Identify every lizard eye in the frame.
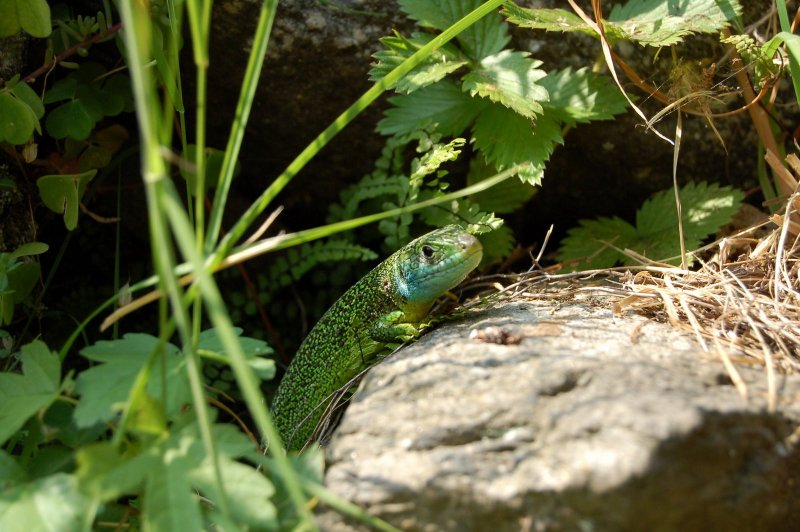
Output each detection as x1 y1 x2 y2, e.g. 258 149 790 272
421 245 435 258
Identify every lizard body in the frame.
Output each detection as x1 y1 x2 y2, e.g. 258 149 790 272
270 225 482 450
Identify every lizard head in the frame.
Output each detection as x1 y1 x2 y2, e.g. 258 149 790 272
392 225 483 307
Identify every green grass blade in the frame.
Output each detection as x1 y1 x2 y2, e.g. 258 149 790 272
205 0 279 252
209 0 506 261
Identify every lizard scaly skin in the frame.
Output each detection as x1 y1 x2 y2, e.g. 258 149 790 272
270 225 482 450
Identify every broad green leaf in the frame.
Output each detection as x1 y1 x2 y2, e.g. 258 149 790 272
197 328 273 358
45 100 94 140
558 182 744 269
36 170 96 230
462 50 549 119
8 242 48 260
398 0 510 60
76 442 158 501
632 181 744 261
557 216 638 270
41 402 105 449
74 333 190 427
42 78 78 104
0 341 60 445
0 450 25 489
0 0 52 38
608 0 742 47
471 103 562 184
539 67 629 125
12 82 44 119
378 80 487 137
43 65 132 140
502 3 597 36
370 32 469 94
0 474 87 532
143 459 203 532
0 92 34 144
188 457 277 528
205 422 256 458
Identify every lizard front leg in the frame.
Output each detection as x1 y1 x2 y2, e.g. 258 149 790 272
369 310 421 344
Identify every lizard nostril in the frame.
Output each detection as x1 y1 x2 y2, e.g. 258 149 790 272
457 233 478 250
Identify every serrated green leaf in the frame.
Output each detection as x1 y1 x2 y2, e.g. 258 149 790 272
0 474 87 532
36 170 96 230
188 457 277 528
462 50 549 119
0 0 52 38
502 4 597 36
608 0 742 47
370 32 469 94
0 341 60 445
539 67 629 125
558 182 744 270
0 92 34 144
633 181 744 261
398 0 510 60
378 80 487 136
472 103 562 182
557 216 638 270
74 333 190 427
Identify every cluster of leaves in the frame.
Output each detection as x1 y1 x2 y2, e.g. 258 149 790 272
364 0 629 264
557 182 744 269
0 1 131 231
0 331 304 530
502 0 742 47
372 0 629 185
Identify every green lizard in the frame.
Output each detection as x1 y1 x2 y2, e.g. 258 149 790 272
270 225 483 450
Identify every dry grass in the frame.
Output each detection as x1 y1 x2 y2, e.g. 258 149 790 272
467 187 800 412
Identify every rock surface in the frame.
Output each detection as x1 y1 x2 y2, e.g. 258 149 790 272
321 298 800 530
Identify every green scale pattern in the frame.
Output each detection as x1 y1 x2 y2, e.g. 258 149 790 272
270 225 483 450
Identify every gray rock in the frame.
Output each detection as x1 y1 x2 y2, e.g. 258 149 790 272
321 299 800 531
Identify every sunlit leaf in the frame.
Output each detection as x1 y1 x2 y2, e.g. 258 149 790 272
0 474 87 532
462 50 549 119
